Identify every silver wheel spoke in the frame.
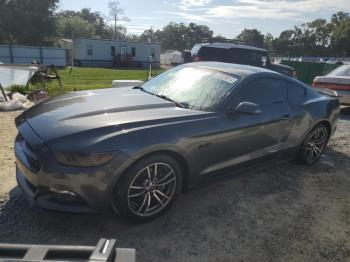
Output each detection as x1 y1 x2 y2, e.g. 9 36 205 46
157 177 176 187
130 186 146 190
153 192 165 206
137 193 149 213
144 193 151 214
129 190 147 198
154 189 170 200
146 167 152 182
157 170 174 183
154 163 158 180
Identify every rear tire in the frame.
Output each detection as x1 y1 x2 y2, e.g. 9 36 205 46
112 154 182 223
297 124 328 165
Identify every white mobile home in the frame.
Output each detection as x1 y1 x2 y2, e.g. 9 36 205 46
73 38 160 68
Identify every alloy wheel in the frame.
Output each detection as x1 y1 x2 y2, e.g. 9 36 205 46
304 127 327 163
127 162 177 217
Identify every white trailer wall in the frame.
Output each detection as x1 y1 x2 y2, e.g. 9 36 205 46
0 45 67 66
73 38 160 68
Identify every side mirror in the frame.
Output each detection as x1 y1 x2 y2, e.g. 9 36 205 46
235 102 262 115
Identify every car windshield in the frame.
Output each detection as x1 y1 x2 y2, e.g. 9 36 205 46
327 65 350 76
141 66 238 112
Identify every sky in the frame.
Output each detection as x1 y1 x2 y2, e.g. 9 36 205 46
59 0 350 38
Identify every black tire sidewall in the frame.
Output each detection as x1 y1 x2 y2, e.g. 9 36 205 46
113 154 182 223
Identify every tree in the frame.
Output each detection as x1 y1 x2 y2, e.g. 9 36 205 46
57 9 113 39
263 33 274 50
142 22 213 51
185 23 213 49
0 0 59 45
236 29 264 48
139 28 158 43
107 1 129 40
58 16 96 38
330 13 350 56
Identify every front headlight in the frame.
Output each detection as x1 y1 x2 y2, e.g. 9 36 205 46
55 152 117 167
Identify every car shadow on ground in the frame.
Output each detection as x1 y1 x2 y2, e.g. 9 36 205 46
1 145 350 261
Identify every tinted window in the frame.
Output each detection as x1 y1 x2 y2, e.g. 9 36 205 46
227 49 267 66
142 66 238 112
238 78 287 105
198 46 268 67
287 83 305 100
198 47 226 61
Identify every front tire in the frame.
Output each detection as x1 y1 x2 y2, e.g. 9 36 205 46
297 124 329 164
112 154 182 223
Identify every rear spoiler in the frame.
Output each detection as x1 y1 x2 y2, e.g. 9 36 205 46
0 238 135 262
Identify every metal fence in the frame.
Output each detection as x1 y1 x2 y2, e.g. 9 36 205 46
0 45 67 67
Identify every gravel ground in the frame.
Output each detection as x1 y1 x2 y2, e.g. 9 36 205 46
0 109 350 262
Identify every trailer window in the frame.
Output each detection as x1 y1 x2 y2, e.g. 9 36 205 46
87 44 93 56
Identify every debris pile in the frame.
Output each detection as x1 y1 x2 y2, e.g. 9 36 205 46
0 91 34 111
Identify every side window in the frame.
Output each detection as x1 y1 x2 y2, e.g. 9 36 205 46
111 46 115 56
132 47 136 57
239 78 287 105
287 82 305 100
151 48 155 58
87 44 93 56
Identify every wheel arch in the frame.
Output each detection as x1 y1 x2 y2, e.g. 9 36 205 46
116 149 191 193
314 120 332 140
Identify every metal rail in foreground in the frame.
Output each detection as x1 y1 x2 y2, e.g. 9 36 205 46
0 238 135 262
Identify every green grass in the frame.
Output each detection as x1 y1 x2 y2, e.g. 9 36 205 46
43 67 164 95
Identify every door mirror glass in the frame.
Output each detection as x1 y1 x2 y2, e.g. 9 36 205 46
235 102 262 114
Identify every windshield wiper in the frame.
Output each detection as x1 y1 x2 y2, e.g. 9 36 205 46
155 94 186 108
134 86 186 108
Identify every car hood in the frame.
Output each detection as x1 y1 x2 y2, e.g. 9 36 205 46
22 87 209 147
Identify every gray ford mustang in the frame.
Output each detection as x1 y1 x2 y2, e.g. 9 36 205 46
15 62 340 222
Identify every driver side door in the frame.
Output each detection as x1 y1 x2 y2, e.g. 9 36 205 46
212 77 292 172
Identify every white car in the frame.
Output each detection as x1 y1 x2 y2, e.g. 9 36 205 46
312 65 350 105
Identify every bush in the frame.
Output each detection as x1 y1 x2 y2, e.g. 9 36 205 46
10 85 27 95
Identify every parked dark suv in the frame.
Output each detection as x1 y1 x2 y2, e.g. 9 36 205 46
185 42 296 77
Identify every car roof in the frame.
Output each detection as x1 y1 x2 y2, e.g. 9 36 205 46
185 62 279 78
196 42 267 52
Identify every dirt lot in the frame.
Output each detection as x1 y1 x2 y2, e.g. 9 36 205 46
1 109 350 262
